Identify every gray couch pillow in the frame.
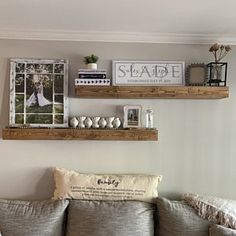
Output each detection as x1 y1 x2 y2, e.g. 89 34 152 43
66 200 156 236
156 197 210 236
209 224 236 236
0 199 69 236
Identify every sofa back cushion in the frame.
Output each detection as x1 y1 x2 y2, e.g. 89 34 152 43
156 197 210 236
0 199 69 236
66 200 156 236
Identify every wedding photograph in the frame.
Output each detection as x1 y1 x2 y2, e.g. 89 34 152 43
10 58 69 127
127 109 139 126
26 74 53 114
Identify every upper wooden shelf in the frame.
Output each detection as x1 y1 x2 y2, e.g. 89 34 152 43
2 128 158 141
75 86 229 99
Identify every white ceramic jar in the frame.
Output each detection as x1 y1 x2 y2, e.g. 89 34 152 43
85 117 93 128
106 117 115 129
113 117 121 129
99 117 107 128
92 116 100 128
70 117 78 128
78 116 86 128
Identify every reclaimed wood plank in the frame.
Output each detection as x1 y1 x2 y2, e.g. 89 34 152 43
75 86 229 99
2 128 158 141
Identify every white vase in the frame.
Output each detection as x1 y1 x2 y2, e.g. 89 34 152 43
78 116 86 128
85 117 93 128
99 117 107 128
70 117 78 128
87 63 97 70
113 117 121 129
92 117 100 128
106 117 115 129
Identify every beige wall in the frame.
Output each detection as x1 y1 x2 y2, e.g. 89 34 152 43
0 39 235 200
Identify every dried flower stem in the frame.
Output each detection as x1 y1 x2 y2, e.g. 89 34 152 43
209 43 231 63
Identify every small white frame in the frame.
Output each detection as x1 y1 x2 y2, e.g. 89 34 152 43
123 105 142 128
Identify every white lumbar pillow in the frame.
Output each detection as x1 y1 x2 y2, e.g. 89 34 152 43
53 167 162 203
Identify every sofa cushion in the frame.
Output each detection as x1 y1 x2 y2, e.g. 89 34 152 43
0 199 69 236
53 167 162 203
184 193 236 229
156 197 209 236
209 224 236 236
66 199 156 236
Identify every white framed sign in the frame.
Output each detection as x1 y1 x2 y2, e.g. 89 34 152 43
112 60 185 86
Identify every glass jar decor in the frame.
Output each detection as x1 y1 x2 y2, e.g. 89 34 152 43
207 62 227 86
208 43 231 86
145 109 154 129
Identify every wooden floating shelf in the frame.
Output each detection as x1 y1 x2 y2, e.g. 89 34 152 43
75 86 229 99
2 128 158 141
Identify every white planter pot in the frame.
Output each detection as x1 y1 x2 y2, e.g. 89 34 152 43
87 63 97 70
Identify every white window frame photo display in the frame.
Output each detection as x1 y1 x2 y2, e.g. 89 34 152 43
9 58 69 127
123 105 142 128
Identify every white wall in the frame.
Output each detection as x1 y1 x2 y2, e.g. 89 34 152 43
0 39 235 200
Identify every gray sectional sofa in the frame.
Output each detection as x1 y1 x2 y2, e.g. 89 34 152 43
0 197 228 236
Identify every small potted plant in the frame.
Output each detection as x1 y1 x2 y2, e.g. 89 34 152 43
84 54 99 70
208 43 231 86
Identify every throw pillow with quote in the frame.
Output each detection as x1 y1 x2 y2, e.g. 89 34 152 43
53 167 162 203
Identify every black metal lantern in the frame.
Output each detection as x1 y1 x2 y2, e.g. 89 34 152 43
207 62 228 86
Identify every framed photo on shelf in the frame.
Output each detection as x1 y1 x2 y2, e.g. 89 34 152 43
123 105 142 128
9 58 69 127
112 60 185 86
185 63 208 86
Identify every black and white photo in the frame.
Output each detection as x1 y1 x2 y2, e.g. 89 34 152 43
123 105 142 128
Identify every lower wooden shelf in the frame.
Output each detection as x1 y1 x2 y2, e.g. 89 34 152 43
2 128 158 141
